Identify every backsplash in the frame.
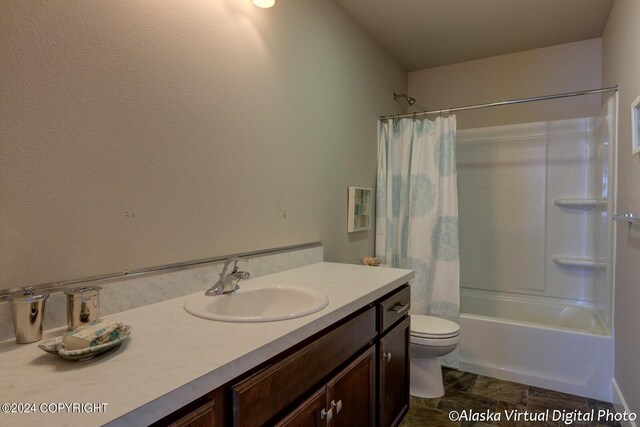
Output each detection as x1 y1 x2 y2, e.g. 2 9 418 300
0 245 323 342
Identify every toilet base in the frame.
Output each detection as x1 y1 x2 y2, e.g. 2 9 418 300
410 356 445 398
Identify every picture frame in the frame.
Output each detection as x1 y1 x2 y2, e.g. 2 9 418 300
347 187 372 233
632 94 640 155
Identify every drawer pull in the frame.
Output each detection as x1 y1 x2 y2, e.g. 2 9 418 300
321 408 333 422
391 303 409 315
331 399 343 414
383 352 392 362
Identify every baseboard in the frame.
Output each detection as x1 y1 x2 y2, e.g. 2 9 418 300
612 378 638 427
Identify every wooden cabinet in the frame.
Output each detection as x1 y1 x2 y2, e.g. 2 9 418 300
378 285 410 332
232 308 376 427
378 316 410 427
327 346 376 426
155 284 410 427
276 347 376 427
271 284 410 427
154 392 220 427
377 285 410 427
274 388 327 427
166 399 216 427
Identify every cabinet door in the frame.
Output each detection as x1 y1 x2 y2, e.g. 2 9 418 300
232 308 376 427
379 316 410 427
274 388 327 427
166 399 216 427
326 346 375 427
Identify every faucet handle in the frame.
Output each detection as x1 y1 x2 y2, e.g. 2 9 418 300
221 257 249 276
229 257 249 273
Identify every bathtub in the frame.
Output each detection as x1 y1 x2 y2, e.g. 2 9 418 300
456 289 613 401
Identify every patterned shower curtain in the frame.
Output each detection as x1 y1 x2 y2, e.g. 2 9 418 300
376 116 460 334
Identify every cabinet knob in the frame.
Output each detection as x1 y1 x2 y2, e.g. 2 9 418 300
383 352 392 362
331 399 343 414
321 407 333 422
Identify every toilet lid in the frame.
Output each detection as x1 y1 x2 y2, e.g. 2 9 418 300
411 315 460 338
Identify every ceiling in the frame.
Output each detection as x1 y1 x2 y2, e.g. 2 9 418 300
334 0 615 71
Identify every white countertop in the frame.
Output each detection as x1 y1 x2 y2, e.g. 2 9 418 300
0 262 413 427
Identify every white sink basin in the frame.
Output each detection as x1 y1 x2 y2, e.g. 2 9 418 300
183 285 329 322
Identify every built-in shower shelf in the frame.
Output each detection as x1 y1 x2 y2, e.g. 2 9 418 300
553 198 608 208
553 256 606 268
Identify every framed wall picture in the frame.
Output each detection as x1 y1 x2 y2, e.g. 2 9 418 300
632 94 640 155
347 187 372 233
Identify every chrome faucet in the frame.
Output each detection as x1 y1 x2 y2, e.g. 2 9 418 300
205 257 250 296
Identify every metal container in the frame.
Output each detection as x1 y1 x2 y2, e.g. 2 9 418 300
64 286 102 331
10 288 49 344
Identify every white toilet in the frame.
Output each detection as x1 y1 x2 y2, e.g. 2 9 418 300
409 314 460 398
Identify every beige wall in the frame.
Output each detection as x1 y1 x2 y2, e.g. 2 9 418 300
0 0 406 289
603 0 640 413
408 39 602 129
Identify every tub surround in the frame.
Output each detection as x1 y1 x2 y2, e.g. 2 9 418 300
454 115 615 403
457 117 613 314
0 262 413 427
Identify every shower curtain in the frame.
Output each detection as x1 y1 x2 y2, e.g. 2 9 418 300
376 116 460 337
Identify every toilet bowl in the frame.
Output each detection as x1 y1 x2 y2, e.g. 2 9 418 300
410 314 460 398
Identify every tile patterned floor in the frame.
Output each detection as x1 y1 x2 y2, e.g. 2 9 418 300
401 368 621 427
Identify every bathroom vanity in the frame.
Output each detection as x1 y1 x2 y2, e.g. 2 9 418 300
0 263 413 427
158 284 410 427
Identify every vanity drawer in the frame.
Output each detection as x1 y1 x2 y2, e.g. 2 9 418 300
232 307 376 427
378 285 410 333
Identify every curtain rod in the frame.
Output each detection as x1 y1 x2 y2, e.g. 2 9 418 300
379 86 618 121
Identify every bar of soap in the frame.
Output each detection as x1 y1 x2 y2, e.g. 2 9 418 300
62 319 121 350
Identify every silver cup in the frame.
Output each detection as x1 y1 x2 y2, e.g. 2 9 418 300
10 288 49 344
64 286 101 331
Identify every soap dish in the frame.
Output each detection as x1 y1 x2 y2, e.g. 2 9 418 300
38 324 132 361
